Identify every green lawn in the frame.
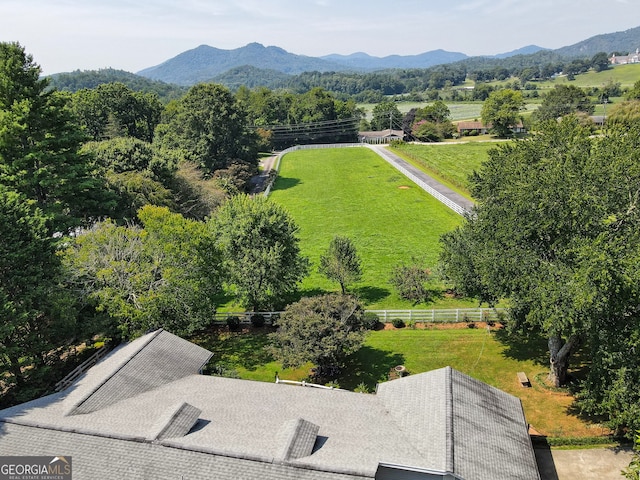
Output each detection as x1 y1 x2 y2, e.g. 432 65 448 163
534 63 640 90
358 101 539 122
193 326 601 439
268 147 469 309
390 142 497 197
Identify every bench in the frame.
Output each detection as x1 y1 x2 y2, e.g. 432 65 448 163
517 371 531 387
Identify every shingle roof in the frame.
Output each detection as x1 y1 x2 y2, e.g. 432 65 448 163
0 330 540 480
62 329 212 416
376 367 540 480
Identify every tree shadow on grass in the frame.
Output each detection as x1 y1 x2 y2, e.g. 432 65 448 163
197 331 275 372
273 176 301 190
339 346 405 391
494 328 549 366
353 286 391 304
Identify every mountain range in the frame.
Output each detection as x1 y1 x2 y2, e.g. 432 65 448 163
137 43 549 86
105 26 640 87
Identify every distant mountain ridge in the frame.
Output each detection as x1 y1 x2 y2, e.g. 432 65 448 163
137 43 348 85
554 25 640 57
130 26 640 87
136 42 551 86
320 49 469 70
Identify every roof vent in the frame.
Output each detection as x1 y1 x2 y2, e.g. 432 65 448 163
276 417 320 461
147 402 202 441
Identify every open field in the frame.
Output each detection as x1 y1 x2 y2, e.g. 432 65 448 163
536 63 640 90
269 147 469 309
390 141 497 198
359 101 539 122
193 326 605 440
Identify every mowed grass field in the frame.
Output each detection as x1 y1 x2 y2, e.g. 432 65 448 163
269 147 469 309
391 141 497 198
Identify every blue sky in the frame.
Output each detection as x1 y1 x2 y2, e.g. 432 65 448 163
2 0 640 74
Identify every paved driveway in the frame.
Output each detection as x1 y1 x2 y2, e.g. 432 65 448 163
536 446 634 479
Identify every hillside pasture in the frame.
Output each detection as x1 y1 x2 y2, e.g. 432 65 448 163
390 142 497 197
269 147 467 309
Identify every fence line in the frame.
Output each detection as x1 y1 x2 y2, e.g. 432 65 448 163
365 145 469 215
54 345 110 391
275 377 345 391
210 308 506 325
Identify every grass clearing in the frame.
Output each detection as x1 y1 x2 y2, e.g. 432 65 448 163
193 326 605 439
390 142 497 197
269 147 469 309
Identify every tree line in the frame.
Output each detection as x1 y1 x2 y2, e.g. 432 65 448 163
48 49 616 103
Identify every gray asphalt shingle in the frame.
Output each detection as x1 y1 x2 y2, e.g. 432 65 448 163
0 330 540 480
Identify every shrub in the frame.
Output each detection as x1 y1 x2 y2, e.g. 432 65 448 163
250 314 266 328
389 259 432 304
391 318 405 329
207 364 240 378
363 312 381 330
226 315 241 331
354 382 371 394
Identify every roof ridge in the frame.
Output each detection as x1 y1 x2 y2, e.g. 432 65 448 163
147 401 202 441
445 365 454 474
64 329 164 416
275 417 319 461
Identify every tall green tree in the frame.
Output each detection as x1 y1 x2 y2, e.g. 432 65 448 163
62 206 222 339
480 89 524 137
533 84 594 123
607 100 640 127
211 194 309 311
71 82 162 142
0 187 74 389
156 83 258 176
370 100 403 131
319 236 362 294
81 137 177 219
0 42 112 233
271 294 365 375
439 117 640 399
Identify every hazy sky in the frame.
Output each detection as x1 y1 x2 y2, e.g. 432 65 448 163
2 0 640 75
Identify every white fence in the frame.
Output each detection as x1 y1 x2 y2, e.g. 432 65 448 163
365 308 505 324
365 145 469 215
54 346 110 391
210 308 506 325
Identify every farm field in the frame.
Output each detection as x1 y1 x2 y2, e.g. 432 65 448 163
194 326 603 440
391 141 497 197
268 147 469 309
359 101 539 122
535 63 640 90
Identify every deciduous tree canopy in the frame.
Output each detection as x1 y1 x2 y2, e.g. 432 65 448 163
271 294 366 373
439 117 640 436
319 236 362 294
211 194 309 311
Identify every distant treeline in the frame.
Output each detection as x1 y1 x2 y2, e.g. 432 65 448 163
47 50 613 103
